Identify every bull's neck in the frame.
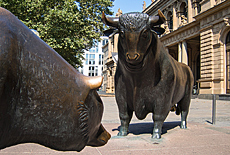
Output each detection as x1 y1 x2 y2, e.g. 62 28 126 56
118 53 158 87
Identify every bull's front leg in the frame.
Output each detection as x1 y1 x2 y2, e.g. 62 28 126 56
151 64 176 139
116 89 133 136
152 113 168 139
117 105 133 136
152 95 172 139
115 73 133 136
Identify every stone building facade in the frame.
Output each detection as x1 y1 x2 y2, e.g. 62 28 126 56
103 0 230 95
143 0 230 95
102 9 122 93
102 33 118 93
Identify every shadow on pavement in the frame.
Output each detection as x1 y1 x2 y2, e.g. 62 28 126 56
112 121 181 135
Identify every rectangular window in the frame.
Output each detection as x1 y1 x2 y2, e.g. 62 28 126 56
88 66 96 77
102 39 108 46
89 49 95 53
89 60 95 65
99 54 102 65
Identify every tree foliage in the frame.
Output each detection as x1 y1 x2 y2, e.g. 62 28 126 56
0 0 113 67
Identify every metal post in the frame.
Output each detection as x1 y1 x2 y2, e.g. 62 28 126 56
212 94 216 125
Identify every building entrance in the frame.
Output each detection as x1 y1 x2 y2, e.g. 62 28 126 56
167 36 200 90
226 31 230 93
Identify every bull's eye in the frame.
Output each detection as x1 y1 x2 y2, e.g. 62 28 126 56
120 31 125 38
142 29 148 38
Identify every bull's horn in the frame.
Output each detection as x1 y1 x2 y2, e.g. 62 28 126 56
149 10 166 27
85 76 103 90
102 11 119 28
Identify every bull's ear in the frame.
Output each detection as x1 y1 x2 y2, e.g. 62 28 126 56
151 27 165 35
103 28 118 37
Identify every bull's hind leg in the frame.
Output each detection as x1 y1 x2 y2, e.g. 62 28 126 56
178 84 193 129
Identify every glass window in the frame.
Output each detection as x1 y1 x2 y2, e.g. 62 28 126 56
90 54 95 59
102 39 108 46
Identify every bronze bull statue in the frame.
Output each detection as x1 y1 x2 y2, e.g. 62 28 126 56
102 10 194 139
0 7 110 151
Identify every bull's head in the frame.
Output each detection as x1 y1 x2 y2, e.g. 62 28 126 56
102 10 166 71
0 7 110 152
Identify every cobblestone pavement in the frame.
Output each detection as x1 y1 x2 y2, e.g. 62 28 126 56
0 97 230 155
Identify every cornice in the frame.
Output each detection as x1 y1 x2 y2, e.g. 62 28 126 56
160 20 199 41
194 0 230 21
143 0 172 15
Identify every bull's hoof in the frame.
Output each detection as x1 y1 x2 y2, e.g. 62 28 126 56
117 130 128 136
180 125 187 129
152 133 161 139
180 121 187 129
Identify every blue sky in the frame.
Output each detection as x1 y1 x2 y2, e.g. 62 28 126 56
111 0 152 15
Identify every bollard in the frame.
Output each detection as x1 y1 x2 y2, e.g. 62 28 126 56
212 94 216 125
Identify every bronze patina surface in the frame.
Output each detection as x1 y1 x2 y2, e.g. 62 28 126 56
102 10 194 139
0 7 110 151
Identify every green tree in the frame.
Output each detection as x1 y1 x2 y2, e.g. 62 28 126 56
0 0 113 67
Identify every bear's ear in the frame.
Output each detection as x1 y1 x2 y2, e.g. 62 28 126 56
103 28 119 37
151 27 165 35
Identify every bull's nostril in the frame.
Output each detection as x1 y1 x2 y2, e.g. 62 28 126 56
126 54 131 60
126 53 140 60
134 54 140 60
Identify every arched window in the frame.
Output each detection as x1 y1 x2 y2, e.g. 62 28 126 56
167 11 173 30
180 2 187 18
226 31 230 93
179 2 188 27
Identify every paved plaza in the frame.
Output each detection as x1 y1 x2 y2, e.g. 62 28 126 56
0 96 230 154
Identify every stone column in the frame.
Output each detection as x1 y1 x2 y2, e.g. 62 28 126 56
178 42 182 62
194 1 198 16
178 41 188 65
178 12 182 27
182 40 188 65
187 0 193 23
210 0 215 7
114 34 119 53
173 3 178 30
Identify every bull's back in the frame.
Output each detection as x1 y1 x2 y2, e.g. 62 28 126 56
0 7 90 104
